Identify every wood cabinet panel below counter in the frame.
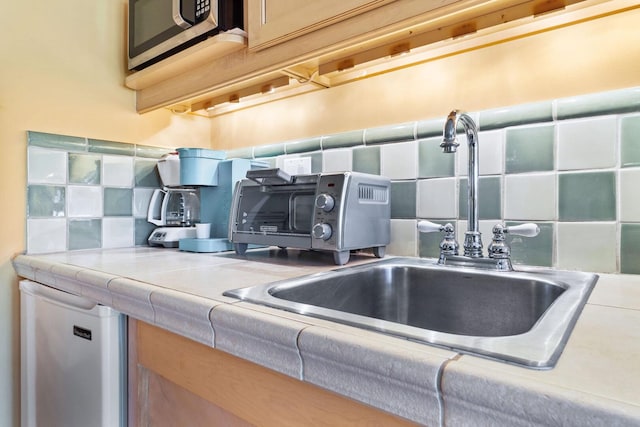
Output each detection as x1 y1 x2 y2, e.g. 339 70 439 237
133 321 421 427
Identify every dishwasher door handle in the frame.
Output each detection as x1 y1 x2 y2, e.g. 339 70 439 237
19 280 97 311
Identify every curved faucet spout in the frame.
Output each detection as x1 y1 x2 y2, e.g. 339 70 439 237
441 110 483 258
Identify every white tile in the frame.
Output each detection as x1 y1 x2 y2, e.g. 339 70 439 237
457 130 504 177
133 188 154 218
387 219 417 256
620 169 640 221
557 117 617 170
557 222 617 273
479 130 504 175
27 218 67 254
417 178 457 218
322 149 352 172
28 147 67 184
102 218 134 248
67 185 102 217
103 155 134 187
381 141 418 179
504 173 556 220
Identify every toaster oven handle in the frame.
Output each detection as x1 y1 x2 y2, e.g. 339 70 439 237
246 168 293 185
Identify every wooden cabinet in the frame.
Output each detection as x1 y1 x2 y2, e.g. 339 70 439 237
130 320 419 427
247 0 399 50
126 0 602 114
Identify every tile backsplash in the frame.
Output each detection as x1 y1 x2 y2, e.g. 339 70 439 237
26 132 170 254
24 87 640 274
227 86 640 275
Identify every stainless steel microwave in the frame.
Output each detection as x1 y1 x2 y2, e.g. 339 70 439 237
128 0 243 70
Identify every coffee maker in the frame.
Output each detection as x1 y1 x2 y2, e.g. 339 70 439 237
147 152 203 247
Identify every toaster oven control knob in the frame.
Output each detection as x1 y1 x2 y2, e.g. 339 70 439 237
315 194 335 212
312 223 333 240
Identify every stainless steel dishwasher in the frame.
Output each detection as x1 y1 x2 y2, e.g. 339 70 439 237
20 280 126 427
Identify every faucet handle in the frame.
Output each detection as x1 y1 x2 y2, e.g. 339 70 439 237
488 223 540 260
417 220 459 257
505 223 540 238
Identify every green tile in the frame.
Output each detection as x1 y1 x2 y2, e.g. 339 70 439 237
135 218 156 246
505 222 554 267
418 220 456 259
227 147 254 159
459 177 502 220
556 87 640 120
104 188 133 216
505 125 555 173
390 181 416 219
559 172 616 221
135 145 173 159
285 137 322 154
69 153 101 184
621 115 640 167
254 143 285 158
365 123 415 145
416 118 445 139
478 101 552 130
69 219 102 250
352 146 380 175
134 159 162 187
321 130 364 149
88 139 135 156
28 131 86 151
27 185 65 217
418 137 455 178
621 223 640 274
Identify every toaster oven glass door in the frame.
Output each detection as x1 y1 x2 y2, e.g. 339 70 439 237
236 187 315 235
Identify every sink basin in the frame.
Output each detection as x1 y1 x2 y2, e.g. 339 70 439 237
224 257 597 368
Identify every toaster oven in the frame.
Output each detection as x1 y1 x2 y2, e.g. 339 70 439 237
228 169 390 265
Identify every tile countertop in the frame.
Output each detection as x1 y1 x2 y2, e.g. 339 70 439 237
12 247 640 427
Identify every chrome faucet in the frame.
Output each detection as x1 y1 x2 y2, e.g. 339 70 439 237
441 110 483 258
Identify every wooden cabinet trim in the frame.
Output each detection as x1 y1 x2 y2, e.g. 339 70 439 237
136 321 420 427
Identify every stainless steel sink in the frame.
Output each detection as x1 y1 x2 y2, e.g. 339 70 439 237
224 257 597 368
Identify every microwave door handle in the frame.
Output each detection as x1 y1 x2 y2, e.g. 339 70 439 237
172 0 191 29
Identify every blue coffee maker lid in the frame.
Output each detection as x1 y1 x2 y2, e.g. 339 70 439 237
177 148 226 160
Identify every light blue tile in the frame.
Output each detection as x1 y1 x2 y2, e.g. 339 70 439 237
621 223 640 274
558 172 616 221
69 219 102 250
285 137 322 154
459 177 502 220
506 222 554 267
418 137 455 178
556 87 640 120
68 153 101 185
254 143 285 158
27 131 87 151
27 185 65 217
88 139 135 156
308 151 323 173
390 181 417 219
322 130 364 149
416 118 445 139
621 115 640 168
352 146 380 175
478 101 552 130
505 125 555 173
365 123 415 145
104 188 133 216
28 147 67 184
134 159 162 187
135 145 173 159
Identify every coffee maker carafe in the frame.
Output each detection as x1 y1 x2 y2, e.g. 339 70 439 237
147 152 201 247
